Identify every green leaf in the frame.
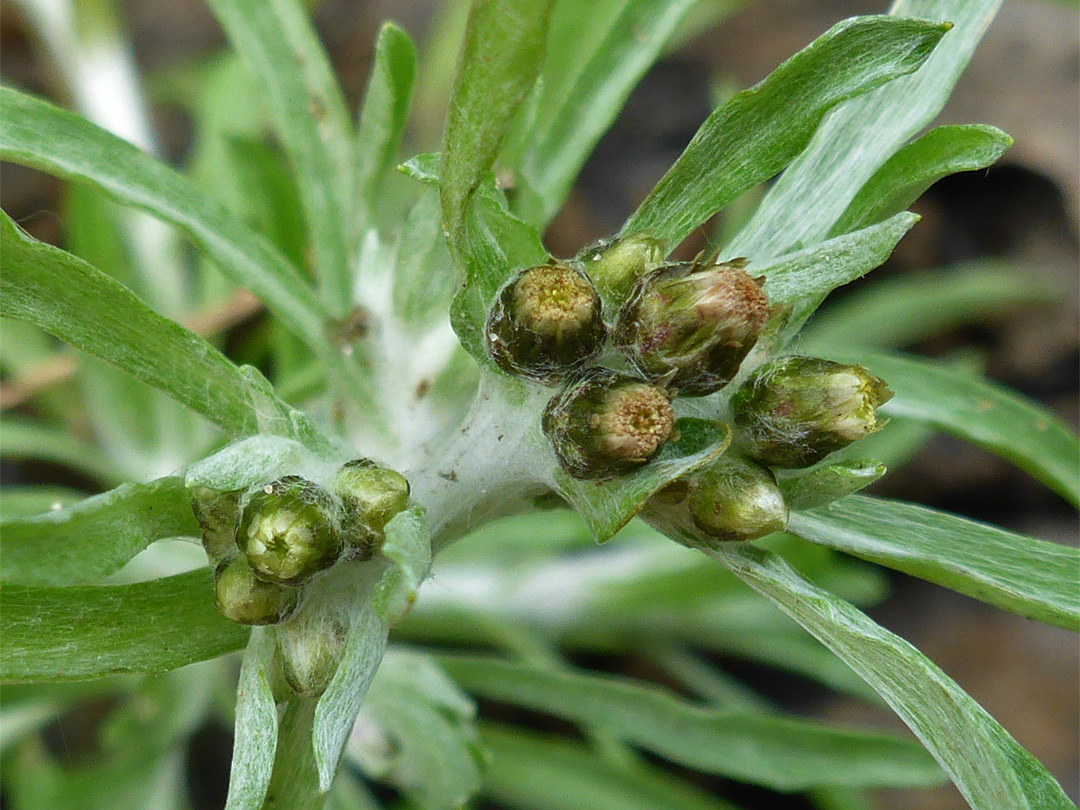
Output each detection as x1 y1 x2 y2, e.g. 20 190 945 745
553 418 733 542
1 476 197 586
0 570 248 683
755 212 919 343
830 124 1012 235
711 544 1075 810
205 0 356 314
0 485 86 518
729 1 1004 259
0 86 325 345
225 629 279 810
440 0 555 262
390 190 456 329
373 507 433 624
0 211 331 452
349 649 482 809
516 0 698 226
836 350 1080 506
789 495 1080 630
356 23 417 223
437 653 943 791
800 261 1058 351
480 723 740 810
621 16 948 250
779 461 886 510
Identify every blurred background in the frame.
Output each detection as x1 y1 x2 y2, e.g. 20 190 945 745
1 1 1077 808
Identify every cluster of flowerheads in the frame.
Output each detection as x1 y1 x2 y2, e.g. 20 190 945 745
191 459 410 627
486 233 893 544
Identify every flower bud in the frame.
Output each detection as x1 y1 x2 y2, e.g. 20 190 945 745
576 232 665 301
191 486 241 566
614 261 769 396
213 556 299 625
277 615 348 697
688 457 788 542
237 476 342 585
485 263 606 384
542 368 676 479
333 459 410 557
730 357 893 468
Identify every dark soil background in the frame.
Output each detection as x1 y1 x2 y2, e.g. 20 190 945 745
1 1 1077 808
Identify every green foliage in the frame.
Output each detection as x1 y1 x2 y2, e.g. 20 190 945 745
1 0 1076 808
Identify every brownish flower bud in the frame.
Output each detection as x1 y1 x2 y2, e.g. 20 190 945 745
485 263 606 384
213 555 299 625
333 459 411 557
542 368 676 479
614 260 770 396
688 457 788 542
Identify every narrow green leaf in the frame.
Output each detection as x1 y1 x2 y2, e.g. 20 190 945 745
0 415 124 485
390 190 456 329
621 16 948 249
754 212 918 343
0 570 248 683
205 0 356 314
516 0 698 225
553 418 733 542
801 261 1058 351
225 629 279 810
0 212 331 452
1 476 197 586
480 723 740 810
836 350 1080 506
0 486 86 518
790 495 1080 630
350 650 482 809
356 23 417 220
374 507 433 624
0 86 325 344
730 1 1004 259
831 124 1012 235
437 653 943 790
779 461 887 510
440 0 555 261
711 544 1075 810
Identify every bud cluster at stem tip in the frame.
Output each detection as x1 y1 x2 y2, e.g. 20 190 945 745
193 458 411 628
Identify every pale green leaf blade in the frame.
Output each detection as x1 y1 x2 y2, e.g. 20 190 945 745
356 23 417 220
779 461 887 510
830 124 1012 235
349 650 482 809
440 0 555 262
789 495 1080 630
801 261 1058 351
729 1 1004 259
837 350 1080 506
0 86 326 344
481 723 740 810
1 476 197 586
205 0 356 313
553 418 733 542
225 629 279 810
437 654 944 791
373 507 433 624
754 212 918 343
517 0 699 226
711 544 1075 810
621 16 948 249
0 212 331 451
0 570 248 683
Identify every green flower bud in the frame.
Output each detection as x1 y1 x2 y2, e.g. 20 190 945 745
277 615 348 698
614 261 770 396
731 357 893 468
688 457 788 542
214 556 299 625
542 368 676 479
237 476 342 585
333 459 410 556
485 263 606 384
576 232 665 301
190 486 241 565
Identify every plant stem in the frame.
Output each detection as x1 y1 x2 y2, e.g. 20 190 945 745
262 697 327 810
